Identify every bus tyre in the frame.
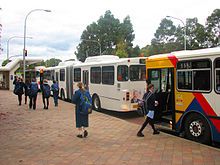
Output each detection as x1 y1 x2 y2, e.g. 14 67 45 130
61 89 65 101
184 113 211 144
92 95 101 111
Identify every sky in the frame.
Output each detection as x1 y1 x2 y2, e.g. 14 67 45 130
0 0 219 64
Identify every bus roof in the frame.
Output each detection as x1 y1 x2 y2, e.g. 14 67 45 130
148 47 220 61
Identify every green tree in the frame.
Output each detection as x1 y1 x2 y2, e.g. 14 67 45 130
1 59 10 66
206 9 220 47
150 18 183 55
186 18 207 49
76 10 135 61
116 40 127 58
44 58 62 67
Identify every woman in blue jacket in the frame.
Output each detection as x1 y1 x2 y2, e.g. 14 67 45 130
13 77 25 106
72 82 91 138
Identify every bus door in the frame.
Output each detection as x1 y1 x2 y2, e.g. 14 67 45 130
148 68 175 128
55 72 59 82
83 70 89 90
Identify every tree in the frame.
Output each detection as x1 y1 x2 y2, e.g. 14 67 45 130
1 59 10 66
75 10 135 61
44 58 62 67
186 18 207 49
150 18 183 55
206 9 220 47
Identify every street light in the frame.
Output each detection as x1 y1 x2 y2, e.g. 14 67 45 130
166 16 187 50
23 9 51 82
81 39 102 55
7 36 32 59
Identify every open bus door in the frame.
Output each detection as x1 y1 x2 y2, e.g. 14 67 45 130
148 68 175 130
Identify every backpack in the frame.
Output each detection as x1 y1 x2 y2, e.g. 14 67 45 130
79 91 92 115
29 83 39 97
43 85 51 98
137 92 152 116
52 83 59 92
13 82 23 95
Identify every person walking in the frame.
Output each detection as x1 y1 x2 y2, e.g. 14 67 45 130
29 78 39 110
41 79 51 109
13 77 25 106
137 84 160 137
72 82 91 138
51 80 59 107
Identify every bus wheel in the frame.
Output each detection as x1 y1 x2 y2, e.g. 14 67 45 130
92 95 101 111
184 113 211 144
61 90 65 101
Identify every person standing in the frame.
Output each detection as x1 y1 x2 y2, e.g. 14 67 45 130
72 82 91 138
41 79 51 109
137 84 160 137
51 80 59 107
13 77 25 106
29 78 39 110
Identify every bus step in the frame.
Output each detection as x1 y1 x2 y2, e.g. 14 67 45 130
155 122 178 136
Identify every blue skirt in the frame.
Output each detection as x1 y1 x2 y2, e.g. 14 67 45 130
146 110 154 119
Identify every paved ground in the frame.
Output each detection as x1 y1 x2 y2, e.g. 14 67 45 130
0 90 220 165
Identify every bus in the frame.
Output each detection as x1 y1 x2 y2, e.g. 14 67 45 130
42 59 81 100
72 55 146 112
146 47 220 144
41 55 147 111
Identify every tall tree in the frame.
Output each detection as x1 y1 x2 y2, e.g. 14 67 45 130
186 18 207 49
150 18 183 55
75 10 135 61
206 9 220 47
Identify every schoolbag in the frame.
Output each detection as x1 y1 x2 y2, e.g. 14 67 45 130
79 91 92 115
52 83 59 92
29 83 38 97
13 83 21 95
43 85 50 98
137 92 152 116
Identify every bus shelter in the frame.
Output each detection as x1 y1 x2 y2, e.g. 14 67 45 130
0 57 43 90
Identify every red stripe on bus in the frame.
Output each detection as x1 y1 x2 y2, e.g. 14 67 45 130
168 54 178 67
193 93 217 116
193 93 220 132
210 119 220 132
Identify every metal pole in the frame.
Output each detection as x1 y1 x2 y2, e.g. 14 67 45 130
23 9 51 82
166 16 186 50
7 36 32 59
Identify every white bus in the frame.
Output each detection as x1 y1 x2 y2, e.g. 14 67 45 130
42 59 81 100
40 55 147 112
72 55 147 112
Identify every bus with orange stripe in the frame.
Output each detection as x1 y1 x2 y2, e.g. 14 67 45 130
146 47 220 144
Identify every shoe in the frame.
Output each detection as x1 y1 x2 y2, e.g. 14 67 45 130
137 132 144 137
84 130 88 138
77 134 83 138
153 130 160 135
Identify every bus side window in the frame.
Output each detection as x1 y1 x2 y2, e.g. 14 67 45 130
215 58 220 93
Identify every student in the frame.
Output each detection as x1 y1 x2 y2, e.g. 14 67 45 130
29 78 39 110
13 77 25 106
72 82 91 138
41 79 51 109
51 80 59 106
137 84 160 137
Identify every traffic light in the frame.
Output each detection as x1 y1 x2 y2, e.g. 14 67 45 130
24 49 27 56
40 69 44 84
